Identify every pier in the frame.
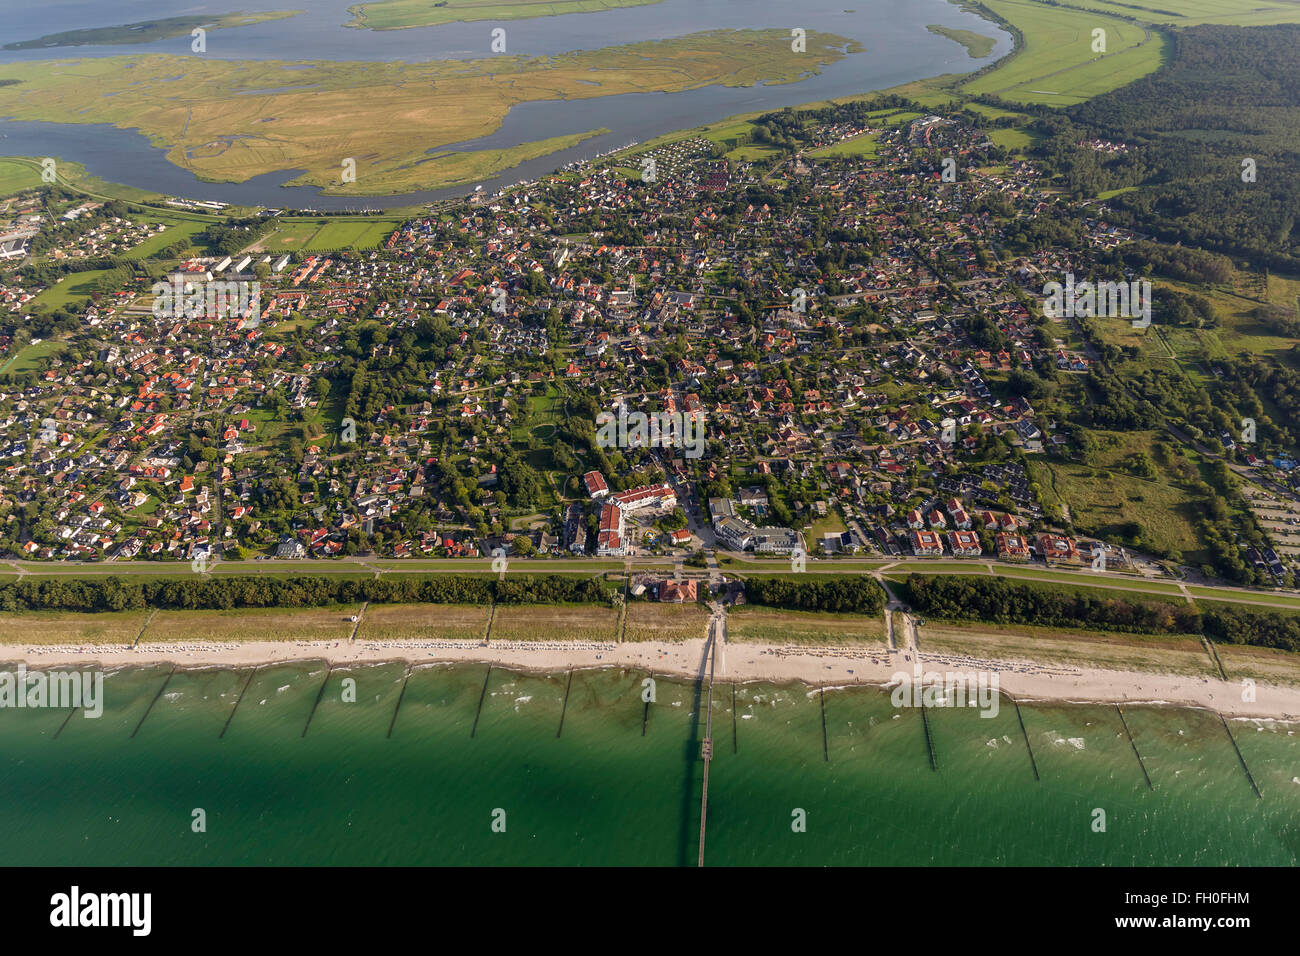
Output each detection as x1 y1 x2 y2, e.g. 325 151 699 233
697 624 718 867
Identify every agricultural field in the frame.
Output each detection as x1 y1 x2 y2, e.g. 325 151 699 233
623 602 711 643
0 610 151 645
962 0 1300 109
1037 0 1300 28
142 607 361 643
357 603 491 641
489 604 620 642
963 0 1161 106
0 158 43 196
726 607 887 646
913 619 1218 678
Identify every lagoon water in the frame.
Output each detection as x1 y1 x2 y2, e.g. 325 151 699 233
1 662 1296 865
0 0 1010 208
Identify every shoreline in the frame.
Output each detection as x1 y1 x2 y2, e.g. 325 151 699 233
5 638 1299 722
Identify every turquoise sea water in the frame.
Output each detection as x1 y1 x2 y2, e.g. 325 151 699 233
1 662 1297 865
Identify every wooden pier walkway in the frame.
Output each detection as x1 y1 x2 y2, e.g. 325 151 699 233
697 616 720 867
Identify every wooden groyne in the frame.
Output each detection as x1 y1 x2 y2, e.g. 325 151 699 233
1013 699 1040 782
919 698 938 771
819 686 829 762
131 664 175 738
54 706 78 739
301 665 332 738
1115 705 1153 790
470 665 492 738
1220 715 1262 800
556 669 574 738
387 664 413 739
219 665 258 739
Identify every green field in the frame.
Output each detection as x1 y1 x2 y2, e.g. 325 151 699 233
1029 430 1203 560
32 269 120 309
963 0 1163 106
807 133 880 159
305 219 398 251
253 218 398 253
1038 0 1300 28
0 337 66 376
0 157 43 195
123 218 208 260
962 0 1300 108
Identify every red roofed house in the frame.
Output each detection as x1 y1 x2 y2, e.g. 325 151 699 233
996 533 1031 561
659 579 698 603
583 470 609 498
597 503 624 556
948 530 982 557
909 529 944 556
1037 533 1080 564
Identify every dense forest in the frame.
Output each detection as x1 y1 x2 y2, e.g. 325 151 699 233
1029 24 1300 272
743 576 884 614
0 574 608 613
904 574 1300 653
1203 606 1300 653
903 574 1201 635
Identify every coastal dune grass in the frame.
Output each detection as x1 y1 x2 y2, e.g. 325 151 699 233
489 604 620 642
143 606 361 643
1212 642 1300 687
623 602 711 643
726 607 888 647
358 603 490 642
914 619 1218 678
0 610 152 645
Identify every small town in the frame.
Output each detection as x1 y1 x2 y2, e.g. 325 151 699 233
0 102 1292 592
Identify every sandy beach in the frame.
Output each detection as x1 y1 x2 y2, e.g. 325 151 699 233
5 637 1299 721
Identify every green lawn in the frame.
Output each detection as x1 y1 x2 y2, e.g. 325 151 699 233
32 269 119 310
